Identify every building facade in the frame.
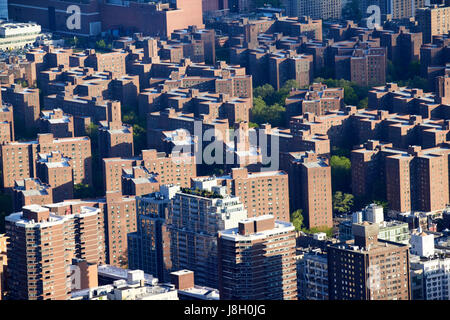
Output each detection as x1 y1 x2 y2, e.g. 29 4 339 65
328 222 411 300
218 215 298 300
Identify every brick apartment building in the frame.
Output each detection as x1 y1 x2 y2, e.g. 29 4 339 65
36 151 74 203
330 22 423 66
102 149 196 194
0 234 7 300
352 140 450 213
170 26 216 65
416 4 450 44
386 145 450 213
268 51 314 90
288 92 450 153
97 101 134 159
121 166 160 197
420 33 450 85
209 14 322 41
350 109 450 149
9 0 204 38
201 0 228 13
230 46 313 89
140 87 252 125
368 80 450 117
280 151 332 229
5 204 105 300
0 133 92 189
0 101 14 144
98 121 134 159
131 58 253 103
218 215 298 300
146 108 230 151
379 27 423 69
328 221 411 300
285 83 344 118
0 56 38 87
102 191 137 267
334 44 387 87
258 122 331 156
147 128 198 156
40 109 74 138
2 84 40 129
289 106 356 148
12 178 53 212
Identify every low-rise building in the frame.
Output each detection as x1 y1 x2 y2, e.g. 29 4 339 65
0 22 45 50
410 230 450 300
72 268 178 301
339 204 410 244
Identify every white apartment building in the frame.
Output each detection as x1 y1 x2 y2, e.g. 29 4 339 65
410 231 450 300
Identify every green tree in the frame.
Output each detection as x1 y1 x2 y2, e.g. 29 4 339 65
86 123 99 140
330 155 352 193
386 60 398 82
291 209 304 231
331 146 351 158
313 77 369 107
407 61 421 78
333 191 354 214
373 200 388 213
251 98 285 127
307 226 334 237
74 183 94 199
253 83 275 102
133 123 146 155
96 40 106 50
343 85 359 105
358 97 368 109
121 106 146 156
273 79 300 105
400 76 430 92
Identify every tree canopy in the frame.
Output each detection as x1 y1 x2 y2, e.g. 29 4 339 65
74 183 95 199
333 191 355 215
122 106 147 155
307 226 334 238
251 80 301 127
251 97 286 127
96 40 106 50
387 60 429 91
330 155 352 193
314 77 369 108
291 209 304 232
